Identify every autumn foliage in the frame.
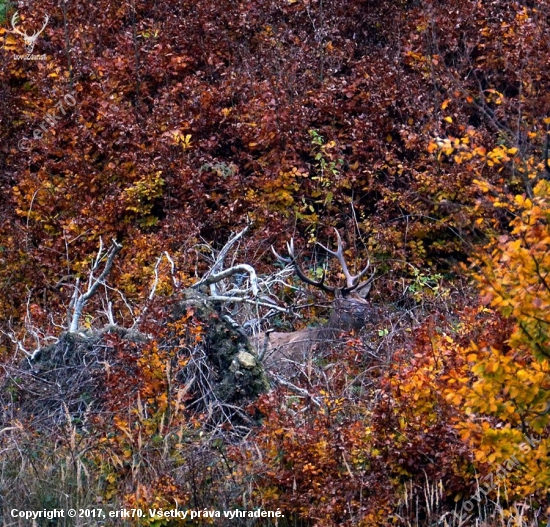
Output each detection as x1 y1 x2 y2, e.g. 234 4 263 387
1 0 550 524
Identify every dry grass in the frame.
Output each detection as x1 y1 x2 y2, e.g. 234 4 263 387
395 475 545 527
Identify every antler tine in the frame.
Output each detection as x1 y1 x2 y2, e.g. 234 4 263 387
271 244 291 265
287 238 295 259
29 15 49 38
317 228 356 288
11 12 25 36
352 258 375 285
30 16 49 37
40 15 49 33
343 262 376 296
292 263 335 294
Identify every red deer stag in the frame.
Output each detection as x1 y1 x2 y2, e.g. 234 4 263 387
255 229 376 375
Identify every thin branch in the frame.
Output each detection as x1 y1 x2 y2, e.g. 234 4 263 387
270 374 322 407
208 295 289 313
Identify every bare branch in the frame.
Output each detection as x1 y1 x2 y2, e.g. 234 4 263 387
208 295 289 313
270 374 322 407
195 264 259 296
194 227 256 297
210 225 250 276
148 251 176 301
191 225 291 331
69 239 122 332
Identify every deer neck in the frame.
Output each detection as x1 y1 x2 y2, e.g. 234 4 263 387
328 296 369 332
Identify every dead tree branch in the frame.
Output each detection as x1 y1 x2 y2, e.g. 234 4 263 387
68 239 122 332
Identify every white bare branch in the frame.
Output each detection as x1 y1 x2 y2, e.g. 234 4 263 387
192 226 262 298
210 225 250 275
195 263 259 297
207 295 289 313
270 374 322 407
68 239 122 332
132 251 178 329
190 226 294 334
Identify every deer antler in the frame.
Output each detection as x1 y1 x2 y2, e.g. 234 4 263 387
273 229 376 298
317 228 375 295
271 239 336 294
35 15 49 36
11 12 49 51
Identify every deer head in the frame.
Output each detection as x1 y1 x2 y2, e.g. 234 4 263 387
11 12 49 54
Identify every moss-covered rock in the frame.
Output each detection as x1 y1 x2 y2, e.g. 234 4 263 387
174 289 270 404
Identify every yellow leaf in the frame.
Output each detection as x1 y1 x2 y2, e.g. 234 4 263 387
441 99 450 110
474 146 487 156
444 116 453 123
485 361 498 373
447 393 463 405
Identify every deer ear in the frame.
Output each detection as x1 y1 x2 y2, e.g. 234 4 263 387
355 281 372 300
